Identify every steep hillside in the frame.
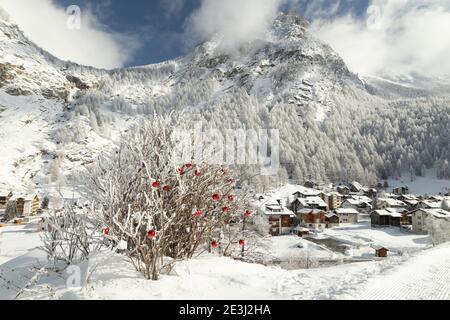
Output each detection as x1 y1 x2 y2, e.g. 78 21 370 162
0 10 448 193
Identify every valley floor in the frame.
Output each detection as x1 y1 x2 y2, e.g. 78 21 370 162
0 219 449 300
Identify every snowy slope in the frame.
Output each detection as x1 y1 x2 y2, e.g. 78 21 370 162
1 220 449 300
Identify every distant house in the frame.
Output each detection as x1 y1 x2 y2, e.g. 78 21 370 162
292 187 321 199
416 200 443 210
350 181 363 193
370 209 402 227
374 246 389 258
397 195 419 210
411 208 450 234
393 186 409 195
376 198 407 210
342 198 372 213
337 186 350 195
263 203 295 236
334 208 359 224
291 196 328 212
14 194 40 216
0 190 13 209
304 180 318 189
297 208 327 231
295 226 310 237
325 212 340 228
363 188 378 199
319 192 342 210
401 211 413 226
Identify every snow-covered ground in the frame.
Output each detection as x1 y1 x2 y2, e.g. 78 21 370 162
322 219 430 253
1 217 449 300
388 170 450 195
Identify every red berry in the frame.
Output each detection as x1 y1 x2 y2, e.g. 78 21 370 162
163 186 170 192
228 195 235 201
152 181 161 188
194 210 202 218
212 194 221 201
103 227 110 235
185 163 192 168
178 168 184 175
244 210 252 217
211 241 219 248
239 239 245 246
222 207 229 212
147 230 156 239
195 170 201 176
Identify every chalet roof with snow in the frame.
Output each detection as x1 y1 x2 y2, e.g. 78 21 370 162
0 189 12 197
334 208 359 215
372 209 402 218
419 200 443 209
378 198 407 207
292 186 321 197
10 193 39 202
351 181 363 191
398 195 419 201
325 212 339 218
295 196 327 207
415 208 450 219
350 195 373 203
262 203 295 217
297 208 326 215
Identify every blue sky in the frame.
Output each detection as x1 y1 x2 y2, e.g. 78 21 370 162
54 0 202 66
52 0 370 67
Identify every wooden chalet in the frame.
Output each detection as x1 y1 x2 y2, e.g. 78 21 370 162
297 208 327 231
14 194 40 216
370 209 402 227
374 246 389 258
0 190 13 209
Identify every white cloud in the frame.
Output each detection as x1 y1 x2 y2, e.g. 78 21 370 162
185 0 284 50
0 0 139 69
309 0 450 78
160 0 185 17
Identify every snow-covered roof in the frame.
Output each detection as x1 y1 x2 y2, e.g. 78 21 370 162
372 209 402 218
350 195 373 203
399 195 419 201
403 199 419 206
0 189 12 197
262 203 294 216
10 193 38 201
416 208 450 219
297 208 326 215
296 196 327 207
420 200 443 209
334 208 359 215
328 191 343 197
292 186 321 197
351 181 363 190
325 212 338 218
378 198 407 207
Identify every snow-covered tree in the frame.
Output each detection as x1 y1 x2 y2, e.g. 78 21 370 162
81 114 252 280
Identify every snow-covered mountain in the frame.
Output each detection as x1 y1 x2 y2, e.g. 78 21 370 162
0 10 449 193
